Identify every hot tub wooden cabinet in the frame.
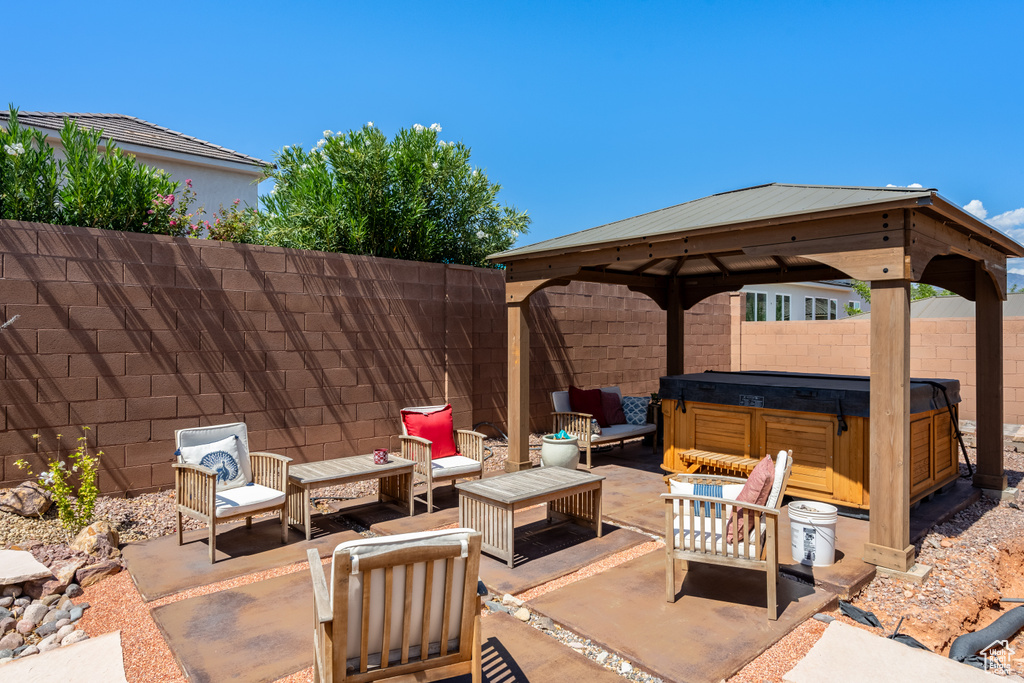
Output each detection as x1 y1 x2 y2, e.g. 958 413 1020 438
659 372 961 509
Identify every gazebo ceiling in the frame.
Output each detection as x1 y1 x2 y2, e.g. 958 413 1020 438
488 183 1024 306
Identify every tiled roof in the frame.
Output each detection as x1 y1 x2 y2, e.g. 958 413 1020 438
0 111 269 168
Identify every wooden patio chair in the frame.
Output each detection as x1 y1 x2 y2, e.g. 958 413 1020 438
173 422 291 563
663 450 793 620
306 528 485 682
399 405 488 512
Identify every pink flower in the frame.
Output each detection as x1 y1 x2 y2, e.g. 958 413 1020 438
233 199 240 205
185 179 192 187
147 209 154 214
170 220 177 226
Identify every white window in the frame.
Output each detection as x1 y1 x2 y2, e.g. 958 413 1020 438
804 296 838 320
746 292 767 321
775 294 791 321
849 301 861 312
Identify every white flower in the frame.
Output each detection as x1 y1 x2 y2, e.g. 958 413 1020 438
4 142 25 156
438 140 446 148
432 162 439 169
430 123 442 132
323 129 333 137
317 139 326 147
413 123 425 132
271 185 278 195
283 145 291 150
367 121 374 127
476 230 486 239
300 164 308 170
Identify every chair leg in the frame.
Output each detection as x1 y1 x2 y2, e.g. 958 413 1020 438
209 522 216 564
246 516 252 529
427 483 434 513
281 509 288 544
471 613 482 683
176 511 183 546
666 555 675 602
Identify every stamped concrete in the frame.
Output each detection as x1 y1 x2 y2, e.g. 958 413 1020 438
0 630 128 682
386 612 625 683
151 569 311 683
123 515 360 601
530 551 836 683
784 620 993 683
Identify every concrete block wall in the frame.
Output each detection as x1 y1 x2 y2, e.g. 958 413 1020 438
0 220 733 494
738 316 1024 423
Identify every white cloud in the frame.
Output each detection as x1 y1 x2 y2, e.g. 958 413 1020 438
907 183 923 188
963 199 987 219
990 208 1024 231
1009 266 1024 276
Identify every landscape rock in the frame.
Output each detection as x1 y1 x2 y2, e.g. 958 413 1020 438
813 612 835 624
64 583 83 599
55 624 75 640
60 629 88 646
501 593 524 608
0 549 52 585
940 538 954 548
37 633 61 652
45 609 70 625
15 619 34 635
68 606 84 622
54 618 70 629
536 616 555 631
513 607 530 622
21 603 48 626
75 558 122 587
0 648 12 659
596 651 609 664
0 606 9 620
0 632 23 650
0 616 14 633
485 600 508 613
620 662 633 674
41 593 62 606
35 620 59 638
16 644 39 658
24 556 87 598
0 597 12 608
70 521 120 559
0 481 52 517
13 597 30 607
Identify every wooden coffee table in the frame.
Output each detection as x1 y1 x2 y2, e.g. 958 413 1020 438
456 467 604 567
287 454 415 540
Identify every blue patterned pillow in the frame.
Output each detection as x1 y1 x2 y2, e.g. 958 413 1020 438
176 434 247 491
621 396 650 426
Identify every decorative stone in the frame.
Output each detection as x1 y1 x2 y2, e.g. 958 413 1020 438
64 583 83 599
813 612 835 624
69 606 84 622
0 481 52 517
61 630 88 646
15 619 34 635
940 538 954 548
70 521 120 559
485 600 508 613
37 633 62 653
569 642 585 650
22 603 48 626
34 621 59 638
44 609 70 625
54 618 70 629
0 648 12 659
620 662 633 674
596 651 609 664
0 550 51 585
0 597 12 608
0 632 23 650
41 593 62 606
75 559 122 588
13 597 30 607
0 616 15 633
2 586 22 599
24 557 87 599
15 644 39 658
0 607 10 621
536 616 555 631
56 624 75 640
513 607 530 622
501 593 524 608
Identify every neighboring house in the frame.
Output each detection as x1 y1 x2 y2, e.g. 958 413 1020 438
858 291 1024 319
741 280 870 321
0 111 269 212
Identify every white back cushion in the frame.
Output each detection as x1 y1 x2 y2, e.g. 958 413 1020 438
765 450 791 509
175 423 251 491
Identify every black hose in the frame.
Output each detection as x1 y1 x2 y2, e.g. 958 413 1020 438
916 379 974 478
472 421 508 442
948 605 1024 667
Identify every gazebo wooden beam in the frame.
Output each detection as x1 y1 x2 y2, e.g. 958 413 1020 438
706 254 731 276
630 258 664 275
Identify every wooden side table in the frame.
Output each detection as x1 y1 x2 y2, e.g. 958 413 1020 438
287 454 415 540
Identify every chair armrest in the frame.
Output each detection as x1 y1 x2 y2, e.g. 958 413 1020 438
661 493 783 517
173 463 216 516
551 412 593 444
250 452 291 491
400 435 433 473
456 430 487 463
663 473 749 486
307 549 332 624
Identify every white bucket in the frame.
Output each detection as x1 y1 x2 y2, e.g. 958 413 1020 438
788 501 838 567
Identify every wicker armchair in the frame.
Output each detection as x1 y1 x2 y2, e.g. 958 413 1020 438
173 422 291 563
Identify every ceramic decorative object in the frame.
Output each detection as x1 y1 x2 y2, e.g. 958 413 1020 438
540 434 580 469
373 448 389 465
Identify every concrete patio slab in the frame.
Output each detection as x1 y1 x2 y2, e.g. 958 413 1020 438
0 548 52 584
530 551 836 683
475 506 647 595
123 515 360 601
0 630 128 682
386 612 625 683
151 569 311 683
784 620 992 683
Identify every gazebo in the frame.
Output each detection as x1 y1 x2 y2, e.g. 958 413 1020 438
487 183 1024 573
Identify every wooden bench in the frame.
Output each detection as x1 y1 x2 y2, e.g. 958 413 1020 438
671 449 762 477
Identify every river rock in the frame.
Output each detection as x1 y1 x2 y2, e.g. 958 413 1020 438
37 633 62 653
44 609 70 625
64 584 83 599
70 521 120 559
0 481 51 517
0 597 12 608
61 630 88 646
15 619 34 635
55 624 75 640
54 618 70 629
0 616 15 633
0 648 12 659
0 607 10 621
16 644 39 658
0 632 23 650
22 603 48 626
75 558 122 587
24 557 87 599
513 607 530 622
14 597 30 607
68 606 84 622
35 620 59 638
501 593 524 608
0 550 51 585
3 586 23 599
41 593 62 607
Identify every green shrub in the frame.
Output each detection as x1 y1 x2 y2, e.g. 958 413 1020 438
259 123 529 267
16 427 102 534
0 107 61 223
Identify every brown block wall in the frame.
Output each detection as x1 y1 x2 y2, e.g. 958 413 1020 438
738 316 1024 424
0 220 732 494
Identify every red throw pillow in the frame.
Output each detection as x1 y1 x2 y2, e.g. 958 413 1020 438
401 405 458 460
601 391 626 425
568 385 609 427
726 454 775 543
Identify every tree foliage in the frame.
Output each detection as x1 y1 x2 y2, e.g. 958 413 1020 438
259 123 528 267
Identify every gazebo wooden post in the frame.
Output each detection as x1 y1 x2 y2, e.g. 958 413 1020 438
974 264 1006 491
666 279 684 375
863 279 915 572
506 297 532 472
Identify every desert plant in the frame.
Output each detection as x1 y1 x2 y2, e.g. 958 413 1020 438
259 122 529 267
15 427 103 533
0 106 62 223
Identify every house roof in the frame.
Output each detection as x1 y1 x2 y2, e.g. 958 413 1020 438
856 292 1024 319
0 111 270 168
490 183 1024 262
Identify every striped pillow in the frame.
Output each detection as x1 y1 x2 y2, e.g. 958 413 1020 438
669 480 744 519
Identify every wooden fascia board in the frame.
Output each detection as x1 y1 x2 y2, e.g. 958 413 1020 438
487 196 926 266
573 269 669 288
677 264 846 289
926 195 1024 257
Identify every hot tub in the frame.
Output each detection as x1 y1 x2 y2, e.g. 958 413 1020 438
659 371 962 509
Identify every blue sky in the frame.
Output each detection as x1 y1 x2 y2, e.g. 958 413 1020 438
6 1 1023 264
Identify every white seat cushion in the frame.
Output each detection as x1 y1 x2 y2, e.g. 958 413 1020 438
431 455 481 478
214 483 285 518
591 423 655 443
